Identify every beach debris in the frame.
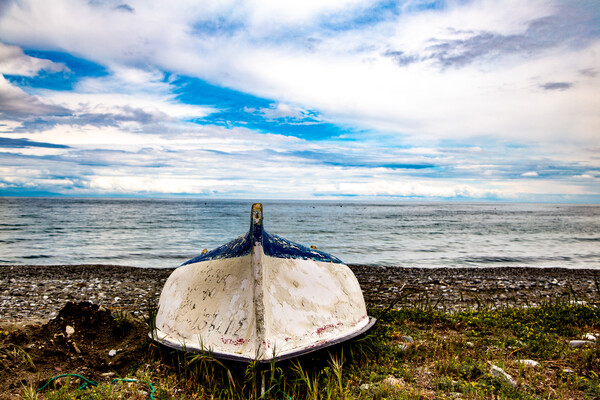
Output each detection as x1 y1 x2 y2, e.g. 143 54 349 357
65 325 74 337
465 341 474 347
490 365 517 386
583 333 597 341
517 359 539 368
569 340 594 348
401 335 414 342
108 349 117 357
359 383 370 390
398 344 409 351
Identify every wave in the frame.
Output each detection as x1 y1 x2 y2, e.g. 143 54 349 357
574 237 600 242
459 255 574 264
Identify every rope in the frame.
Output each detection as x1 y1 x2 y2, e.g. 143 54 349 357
37 374 98 392
111 378 156 400
37 374 155 399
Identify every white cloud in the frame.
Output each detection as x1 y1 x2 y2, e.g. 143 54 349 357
316 180 502 199
0 75 69 118
0 42 67 76
36 68 215 123
521 171 539 177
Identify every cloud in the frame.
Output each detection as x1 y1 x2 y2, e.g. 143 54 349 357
540 82 573 91
521 171 539 177
0 75 70 118
114 4 134 13
432 7 597 68
0 42 67 76
0 0 598 201
579 68 598 78
0 137 69 148
315 180 503 199
250 103 313 121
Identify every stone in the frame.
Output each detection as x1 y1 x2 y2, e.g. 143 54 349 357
583 333 597 341
108 349 117 357
562 368 575 374
517 359 539 368
72 342 81 354
65 325 75 337
569 340 594 348
490 365 517 387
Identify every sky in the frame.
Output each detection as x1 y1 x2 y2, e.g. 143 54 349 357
0 0 599 202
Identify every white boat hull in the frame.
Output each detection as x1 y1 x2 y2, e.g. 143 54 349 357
152 204 374 362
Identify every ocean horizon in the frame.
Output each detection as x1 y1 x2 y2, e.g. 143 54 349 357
1 197 599 269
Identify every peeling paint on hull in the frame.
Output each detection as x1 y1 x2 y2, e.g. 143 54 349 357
152 203 375 362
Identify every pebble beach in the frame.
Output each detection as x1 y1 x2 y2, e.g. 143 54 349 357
2 264 599 323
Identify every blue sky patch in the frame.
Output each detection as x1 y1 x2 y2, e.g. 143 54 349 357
5 50 108 91
174 76 348 140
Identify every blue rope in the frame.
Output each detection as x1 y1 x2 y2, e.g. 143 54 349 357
37 374 98 392
111 378 156 400
37 374 155 399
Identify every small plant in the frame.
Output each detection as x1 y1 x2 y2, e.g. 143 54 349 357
112 308 133 336
3 344 35 368
20 383 38 400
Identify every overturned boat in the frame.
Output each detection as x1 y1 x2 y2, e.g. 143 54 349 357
152 203 375 362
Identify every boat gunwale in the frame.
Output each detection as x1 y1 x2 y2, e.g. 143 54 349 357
151 316 376 363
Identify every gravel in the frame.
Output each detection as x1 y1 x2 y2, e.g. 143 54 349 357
1 264 599 322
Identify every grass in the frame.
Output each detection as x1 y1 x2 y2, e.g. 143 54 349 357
21 297 600 399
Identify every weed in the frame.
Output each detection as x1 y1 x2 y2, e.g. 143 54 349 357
8 301 600 399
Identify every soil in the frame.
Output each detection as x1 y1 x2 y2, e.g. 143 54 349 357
1 264 600 398
0 301 149 399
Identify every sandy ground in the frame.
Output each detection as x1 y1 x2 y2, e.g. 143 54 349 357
2 264 600 323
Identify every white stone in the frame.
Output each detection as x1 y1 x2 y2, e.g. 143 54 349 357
562 368 575 374
517 359 539 368
583 333 597 341
569 340 594 348
65 325 75 337
490 365 517 387
108 349 117 357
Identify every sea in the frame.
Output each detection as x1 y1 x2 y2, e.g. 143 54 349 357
1 197 599 269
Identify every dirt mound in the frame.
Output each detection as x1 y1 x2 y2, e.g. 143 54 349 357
0 301 150 397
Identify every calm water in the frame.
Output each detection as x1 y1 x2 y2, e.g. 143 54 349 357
1 198 599 269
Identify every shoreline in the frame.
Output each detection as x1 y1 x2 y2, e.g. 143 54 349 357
2 264 600 321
